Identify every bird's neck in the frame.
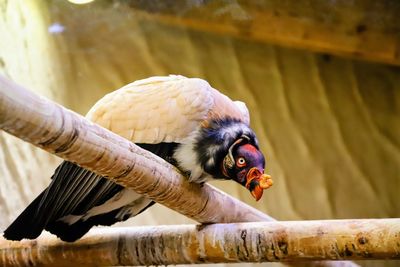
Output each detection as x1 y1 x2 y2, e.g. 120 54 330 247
173 118 257 183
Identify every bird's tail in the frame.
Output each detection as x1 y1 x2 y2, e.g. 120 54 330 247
3 191 47 241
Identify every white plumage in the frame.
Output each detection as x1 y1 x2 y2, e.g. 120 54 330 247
86 75 249 144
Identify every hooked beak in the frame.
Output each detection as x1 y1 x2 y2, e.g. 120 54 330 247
245 167 273 201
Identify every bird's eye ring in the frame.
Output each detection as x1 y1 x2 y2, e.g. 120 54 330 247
236 157 246 168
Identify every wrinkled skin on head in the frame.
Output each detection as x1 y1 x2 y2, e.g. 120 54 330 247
224 143 273 200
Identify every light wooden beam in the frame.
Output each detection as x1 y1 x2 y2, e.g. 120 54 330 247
1 219 399 266
131 1 400 66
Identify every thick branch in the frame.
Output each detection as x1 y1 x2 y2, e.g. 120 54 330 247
1 219 398 266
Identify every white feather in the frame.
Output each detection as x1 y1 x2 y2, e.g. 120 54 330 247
117 196 153 220
173 129 209 183
234 101 250 124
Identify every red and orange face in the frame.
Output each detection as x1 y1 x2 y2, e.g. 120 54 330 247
223 143 273 201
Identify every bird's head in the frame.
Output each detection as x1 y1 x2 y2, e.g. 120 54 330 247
197 119 273 201
220 136 273 201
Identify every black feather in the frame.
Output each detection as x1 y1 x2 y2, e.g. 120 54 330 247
3 142 179 242
3 191 47 241
45 201 156 242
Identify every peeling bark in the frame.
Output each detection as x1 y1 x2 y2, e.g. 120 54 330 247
1 219 398 266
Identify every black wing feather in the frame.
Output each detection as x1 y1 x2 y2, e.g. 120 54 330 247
3 142 179 241
3 191 47 240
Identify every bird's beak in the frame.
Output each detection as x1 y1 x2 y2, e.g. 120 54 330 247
245 167 273 201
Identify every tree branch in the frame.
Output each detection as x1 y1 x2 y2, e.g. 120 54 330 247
1 219 398 266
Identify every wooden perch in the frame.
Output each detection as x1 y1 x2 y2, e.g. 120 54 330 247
1 219 399 266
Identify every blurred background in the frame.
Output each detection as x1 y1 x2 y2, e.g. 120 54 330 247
0 1 399 266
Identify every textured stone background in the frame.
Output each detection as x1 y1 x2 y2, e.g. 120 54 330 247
0 1 399 266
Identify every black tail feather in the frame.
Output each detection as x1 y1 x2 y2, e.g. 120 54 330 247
45 201 155 242
45 208 123 242
3 141 173 242
3 191 47 241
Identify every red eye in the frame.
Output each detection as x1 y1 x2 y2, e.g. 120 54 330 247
236 157 246 168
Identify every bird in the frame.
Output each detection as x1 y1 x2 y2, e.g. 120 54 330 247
3 75 273 242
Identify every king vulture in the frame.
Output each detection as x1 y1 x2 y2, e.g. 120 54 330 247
3 75 272 242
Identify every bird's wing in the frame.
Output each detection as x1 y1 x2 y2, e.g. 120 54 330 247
40 161 125 221
50 75 249 222
46 75 217 220
4 142 177 242
86 75 250 143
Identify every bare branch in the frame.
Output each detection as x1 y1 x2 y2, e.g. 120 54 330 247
1 219 398 266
